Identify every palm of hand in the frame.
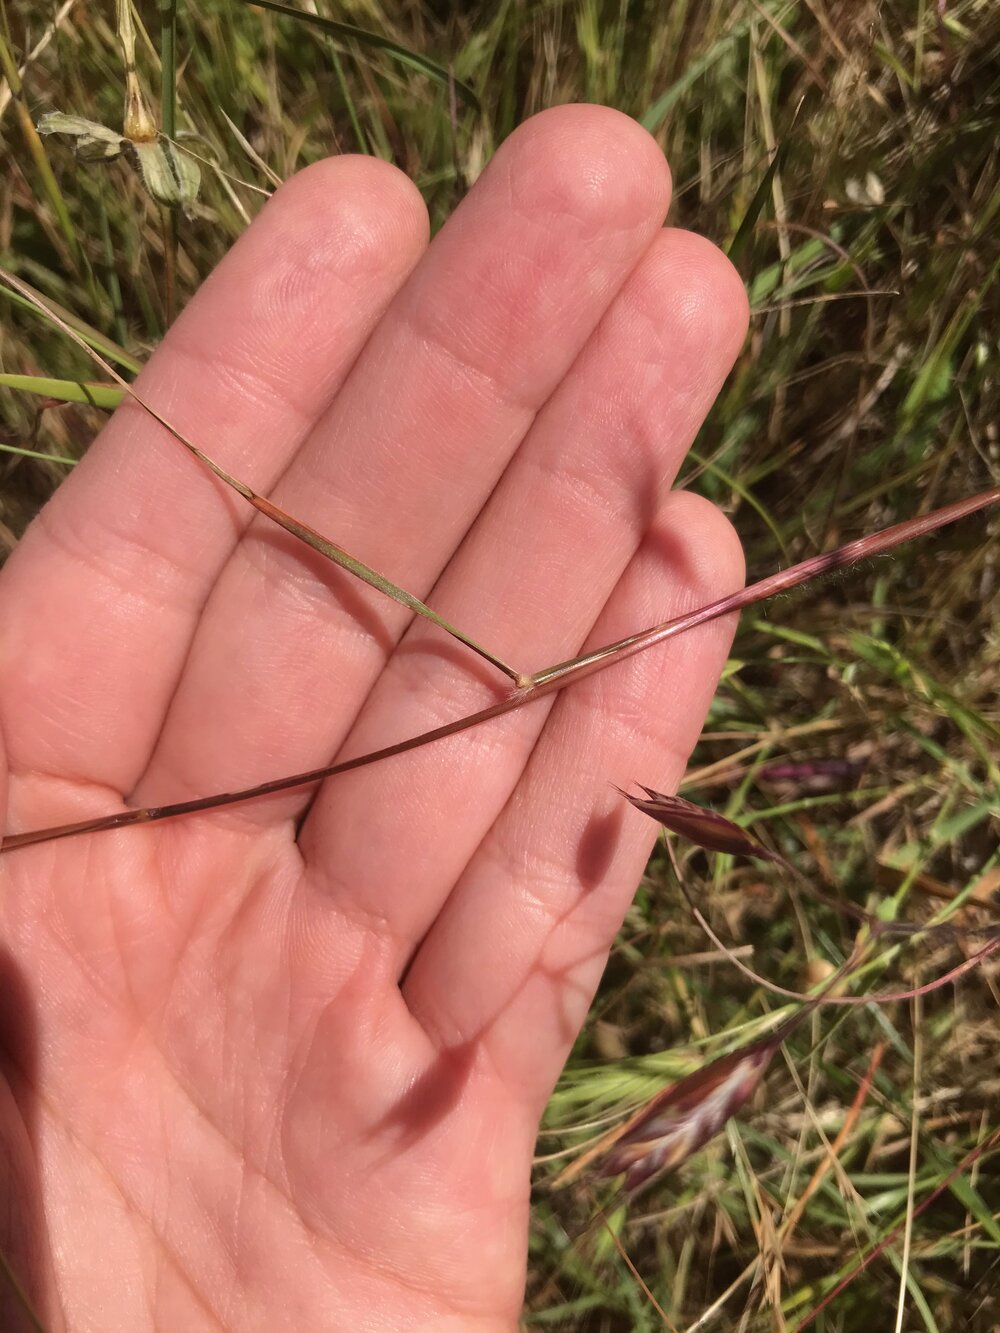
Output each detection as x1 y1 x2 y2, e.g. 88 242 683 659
0 107 747 1331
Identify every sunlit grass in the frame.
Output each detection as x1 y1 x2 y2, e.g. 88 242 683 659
1 0 997 1327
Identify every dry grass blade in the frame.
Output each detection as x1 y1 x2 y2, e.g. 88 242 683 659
791 1125 1000 1332
0 266 523 685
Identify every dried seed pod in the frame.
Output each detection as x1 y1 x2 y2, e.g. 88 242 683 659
38 109 201 216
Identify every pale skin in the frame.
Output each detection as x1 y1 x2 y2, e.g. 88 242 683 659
0 107 749 1330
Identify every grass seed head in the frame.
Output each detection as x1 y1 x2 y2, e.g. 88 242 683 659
596 1036 782 1193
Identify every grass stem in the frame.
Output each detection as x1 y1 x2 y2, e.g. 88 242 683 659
3 485 996 853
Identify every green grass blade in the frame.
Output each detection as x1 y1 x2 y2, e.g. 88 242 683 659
250 495 522 681
159 0 177 140
901 252 1000 422
943 1165 1000 1248
728 102 801 269
638 7 783 131
0 372 123 409
235 0 481 111
0 278 141 374
0 442 77 464
687 447 789 556
0 5 83 274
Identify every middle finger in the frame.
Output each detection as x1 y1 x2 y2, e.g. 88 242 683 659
134 106 672 814
300 226 749 956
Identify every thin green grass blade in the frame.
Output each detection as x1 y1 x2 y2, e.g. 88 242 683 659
901 253 1000 422
943 1164 1000 1247
728 125 797 270
159 0 177 140
0 5 83 276
0 443 76 464
235 0 481 111
638 6 794 132
687 446 789 556
328 38 369 154
250 493 522 681
0 278 142 374
0 372 123 410
218 108 282 188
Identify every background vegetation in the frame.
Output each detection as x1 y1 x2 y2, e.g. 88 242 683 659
1 1 998 1328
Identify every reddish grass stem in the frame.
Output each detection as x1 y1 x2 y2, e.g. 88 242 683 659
791 1123 1000 1331
4 485 996 853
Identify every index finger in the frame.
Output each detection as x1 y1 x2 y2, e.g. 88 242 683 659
0 156 429 792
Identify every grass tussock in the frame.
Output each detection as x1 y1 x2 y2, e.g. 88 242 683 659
1 1 998 1328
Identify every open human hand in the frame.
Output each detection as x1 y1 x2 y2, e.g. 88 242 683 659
0 106 748 1330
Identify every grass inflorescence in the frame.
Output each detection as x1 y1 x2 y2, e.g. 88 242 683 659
1 1 998 1328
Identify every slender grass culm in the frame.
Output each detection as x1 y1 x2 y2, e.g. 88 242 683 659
0 3 997 1330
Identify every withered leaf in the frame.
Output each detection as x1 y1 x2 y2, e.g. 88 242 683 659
37 112 126 163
